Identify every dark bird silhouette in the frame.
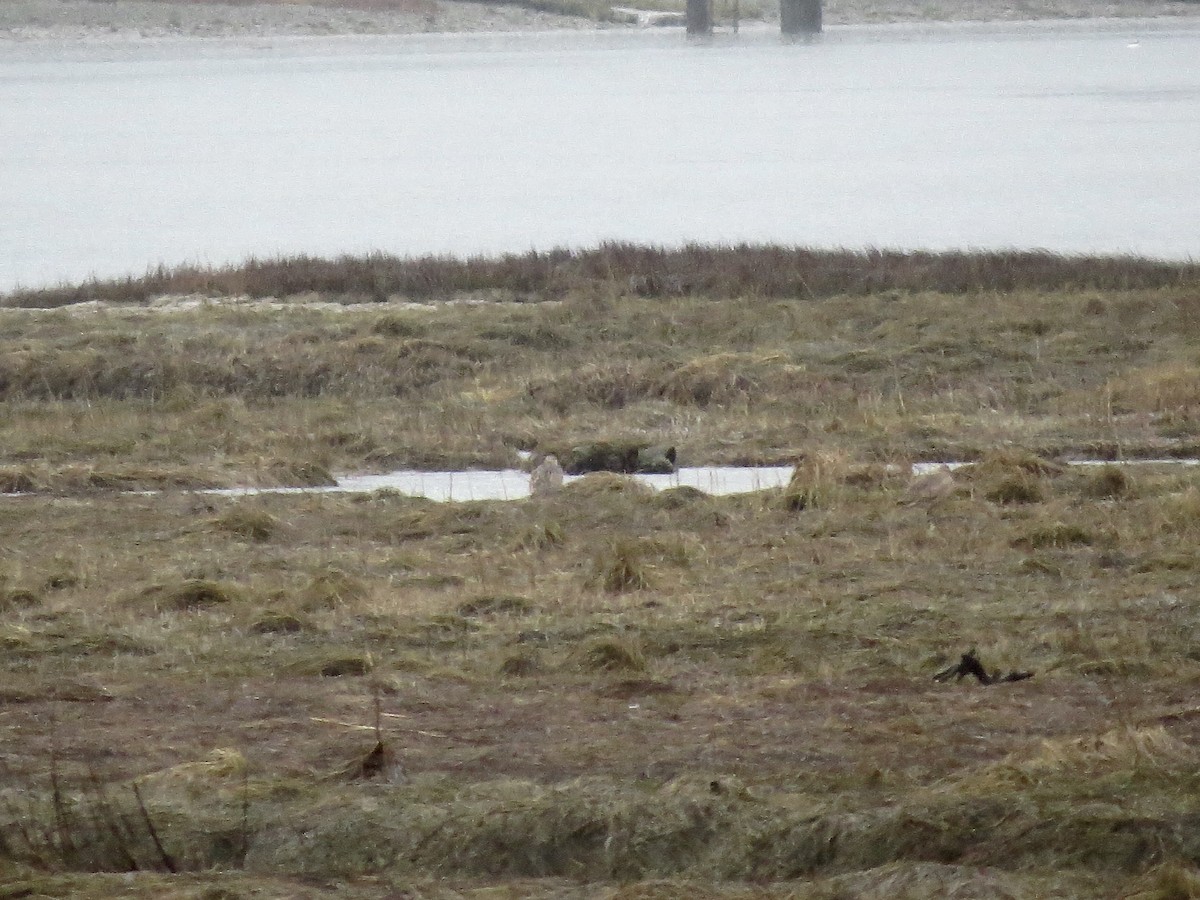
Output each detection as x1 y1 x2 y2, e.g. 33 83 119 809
934 649 1033 685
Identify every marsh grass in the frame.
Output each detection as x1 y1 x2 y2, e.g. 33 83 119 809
3 473 1200 894
6 244 1196 309
4 255 1200 487
5 248 1200 896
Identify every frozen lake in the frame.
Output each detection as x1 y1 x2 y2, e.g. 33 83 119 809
2 19 1198 292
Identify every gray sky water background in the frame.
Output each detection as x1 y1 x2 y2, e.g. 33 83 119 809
1 18 1197 292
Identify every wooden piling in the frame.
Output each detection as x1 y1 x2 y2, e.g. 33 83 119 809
686 0 712 36
780 0 821 35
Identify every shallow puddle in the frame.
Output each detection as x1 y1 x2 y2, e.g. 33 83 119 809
5 460 1199 503
211 459 1200 502
208 466 800 502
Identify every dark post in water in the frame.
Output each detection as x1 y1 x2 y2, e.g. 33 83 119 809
780 0 821 35
686 0 712 35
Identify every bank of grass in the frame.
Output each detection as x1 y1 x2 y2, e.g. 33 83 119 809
4 246 1200 895
6 244 1196 308
2 246 1200 487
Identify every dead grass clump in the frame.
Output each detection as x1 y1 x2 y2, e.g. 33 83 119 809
842 463 897 489
1109 364 1200 414
249 612 308 635
983 472 1046 505
212 507 278 542
43 569 79 592
0 623 36 653
0 468 39 494
578 636 647 673
66 467 215 494
368 314 425 338
343 740 405 784
1013 521 1094 550
245 774 745 878
289 652 374 677
135 579 243 612
1158 488 1200 532
0 749 251 874
1080 464 1135 499
1012 520 1099 549
652 485 708 509
514 521 566 551
656 353 775 407
457 595 533 617
265 460 335 488
0 586 42 612
500 651 542 677
779 453 849 511
902 468 958 504
960 449 1064 481
296 569 369 612
527 362 659 411
136 748 248 793
589 540 651 592
0 677 113 704
564 472 655 499
967 726 1193 790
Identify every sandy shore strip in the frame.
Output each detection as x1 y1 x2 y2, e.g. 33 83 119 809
1 0 1198 41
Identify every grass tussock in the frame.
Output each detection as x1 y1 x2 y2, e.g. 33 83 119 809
1013 521 1095 550
296 569 370 611
779 452 850 511
590 540 652 592
565 473 656 500
133 579 243 613
287 651 375 678
1080 464 1136 499
212 506 279 542
578 636 648 673
0 467 38 494
248 612 309 635
265 460 335 488
513 521 566 551
0 585 43 612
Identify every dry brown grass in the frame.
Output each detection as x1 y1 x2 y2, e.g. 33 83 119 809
5 245 1195 309
4 263 1200 490
5 249 1200 896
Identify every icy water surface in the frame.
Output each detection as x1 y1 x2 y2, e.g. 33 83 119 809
214 465 800 501
192 459 1200 502
2 460 1198 502
2 19 1198 291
